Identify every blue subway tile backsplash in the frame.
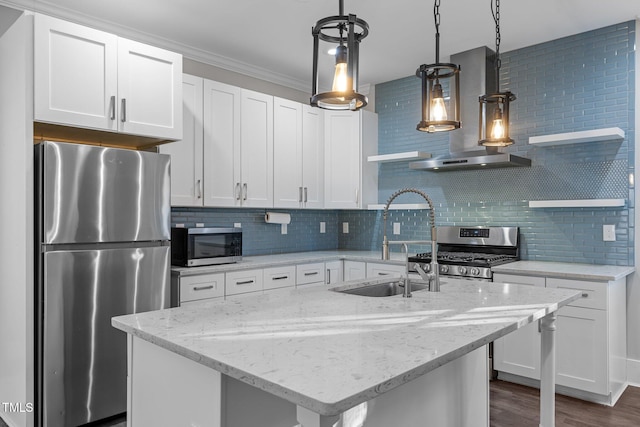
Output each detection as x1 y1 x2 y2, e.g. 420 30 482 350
171 20 634 266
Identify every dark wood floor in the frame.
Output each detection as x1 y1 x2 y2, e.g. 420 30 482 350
490 380 640 427
2 382 639 426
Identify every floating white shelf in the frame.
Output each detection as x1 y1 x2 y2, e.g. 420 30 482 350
528 127 625 146
367 151 432 163
368 203 431 210
528 199 625 208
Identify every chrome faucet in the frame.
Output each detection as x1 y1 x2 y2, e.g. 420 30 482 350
381 188 440 292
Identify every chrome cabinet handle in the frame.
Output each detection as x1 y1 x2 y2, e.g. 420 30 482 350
327 269 331 284
304 271 318 276
196 179 202 199
304 187 308 203
236 280 254 285
378 272 389 276
193 285 214 291
582 292 589 298
355 188 359 203
121 98 127 122
235 183 241 200
272 276 289 281
109 96 116 120
242 183 247 201
299 187 303 203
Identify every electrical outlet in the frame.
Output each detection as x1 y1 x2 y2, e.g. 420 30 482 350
603 224 616 241
393 222 401 235
234 223 242 228
281 224 287 235
175 223 185 228
196 223 204 228
342 222 349 233
320 222 326 233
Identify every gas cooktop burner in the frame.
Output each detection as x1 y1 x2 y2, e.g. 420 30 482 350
410 251 517 267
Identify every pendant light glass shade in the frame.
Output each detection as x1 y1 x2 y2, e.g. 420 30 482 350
311 0 369 111
479 0 516 147
416 1 461 132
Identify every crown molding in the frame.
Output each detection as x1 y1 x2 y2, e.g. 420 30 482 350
0 0 312 93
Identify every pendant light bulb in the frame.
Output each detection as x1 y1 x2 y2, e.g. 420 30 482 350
490 108 505 139
430 82 448 122
331 45 348 93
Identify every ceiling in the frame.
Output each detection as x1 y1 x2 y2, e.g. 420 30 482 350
3 0 640 92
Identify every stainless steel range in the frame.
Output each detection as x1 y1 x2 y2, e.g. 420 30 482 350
409 226 519 281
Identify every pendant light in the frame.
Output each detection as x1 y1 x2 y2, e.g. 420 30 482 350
478 0 516 146
311 0 369 111
416 0 461 132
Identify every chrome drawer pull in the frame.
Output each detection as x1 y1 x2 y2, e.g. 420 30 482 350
236 280 254 285
272 276 289 280
378 272 389 276
582 292 589 298
193 285 214 291
304 271 319 276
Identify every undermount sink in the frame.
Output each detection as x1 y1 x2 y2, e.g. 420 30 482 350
332 280 430 297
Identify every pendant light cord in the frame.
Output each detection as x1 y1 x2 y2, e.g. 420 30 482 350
434 0 441 63
492 0 501 90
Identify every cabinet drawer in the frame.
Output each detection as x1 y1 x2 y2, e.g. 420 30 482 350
546 278 606 310
226 269 263 296
180 273 225 303
493 273 545 287
264 265 296 290
296 262 325 285
366 262 406 278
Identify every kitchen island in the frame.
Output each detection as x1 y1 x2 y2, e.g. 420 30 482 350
112 277 581 427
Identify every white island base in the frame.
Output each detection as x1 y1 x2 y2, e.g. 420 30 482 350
127 335 490 427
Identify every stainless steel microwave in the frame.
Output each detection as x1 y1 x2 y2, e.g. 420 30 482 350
171 227 242 267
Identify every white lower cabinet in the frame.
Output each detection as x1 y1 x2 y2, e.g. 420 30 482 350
177 273 225 305
366 262 406 278
325 260 343 285
296 262 325 287
492 272 627 405
343 261 366 281
263 265 296 291
226 269 263 296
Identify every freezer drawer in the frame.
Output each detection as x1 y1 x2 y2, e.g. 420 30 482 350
40 246 169 427
39 141 170 244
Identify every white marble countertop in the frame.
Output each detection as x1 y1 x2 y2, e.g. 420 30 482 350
491 261 634 281
171 250 407 276
112 277 581 416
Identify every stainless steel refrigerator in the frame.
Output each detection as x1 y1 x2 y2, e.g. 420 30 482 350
35 141 171 427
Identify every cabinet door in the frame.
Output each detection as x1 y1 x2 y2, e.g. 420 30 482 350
301 105 324 208
203 80 241 207
34 14 118 131
160 74 203 206
273 98 303 208
117 38 182 139
492 273 545 380
324 111 360 209
555 306 608 394
240 90 273 207
325 261 343 285
343 261 366 281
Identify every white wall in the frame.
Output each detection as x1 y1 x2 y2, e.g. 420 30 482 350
630 17 640 386
0 11 34 427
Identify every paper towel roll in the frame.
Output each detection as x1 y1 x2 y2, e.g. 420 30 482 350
265 212 291 225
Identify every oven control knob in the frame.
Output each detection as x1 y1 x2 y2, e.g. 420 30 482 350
458 266 467 275
470 267 480 276
440 265 449 274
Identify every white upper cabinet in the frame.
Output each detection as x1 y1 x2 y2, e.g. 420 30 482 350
34 14 182 140
202 80 241 207
240 89 274 208
273 99 324 208
159 74 204 206
324 110 377 209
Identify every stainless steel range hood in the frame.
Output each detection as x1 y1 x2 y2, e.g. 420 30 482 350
410 46 531 171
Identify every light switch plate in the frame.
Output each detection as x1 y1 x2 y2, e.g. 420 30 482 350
603 224 616 241
234 223 242 228
320 222 326 233
196 223 204 228
342 222 349 233
281 224 288 235
393 222 401 235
